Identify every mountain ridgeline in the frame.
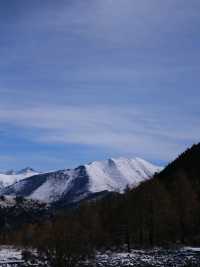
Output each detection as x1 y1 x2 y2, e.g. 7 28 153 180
0 167 39 188
0 157 161 205
156 143 200 195
127 143 200 245
1 144 200 252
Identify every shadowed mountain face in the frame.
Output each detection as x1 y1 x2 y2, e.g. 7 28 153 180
0 158 162 205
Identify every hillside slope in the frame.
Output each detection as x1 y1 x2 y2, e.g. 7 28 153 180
0 168 39 188
0 158 162 204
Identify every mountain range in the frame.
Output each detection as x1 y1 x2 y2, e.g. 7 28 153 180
0 167 39 188
0 157 162 205
1 144 200 246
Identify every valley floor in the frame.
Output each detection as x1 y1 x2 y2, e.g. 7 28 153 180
0 246 23 266
96 247 200 267
1 246 200 267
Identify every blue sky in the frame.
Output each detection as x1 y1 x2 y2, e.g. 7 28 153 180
0 0 200 171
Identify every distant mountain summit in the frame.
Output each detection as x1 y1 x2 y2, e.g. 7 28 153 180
0 158 162 205
4 170 16 175
0 167 39 188
17 167 37 175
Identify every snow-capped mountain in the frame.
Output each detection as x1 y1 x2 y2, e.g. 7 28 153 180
0 158 162 204
0 167 39 188
16 167 37 175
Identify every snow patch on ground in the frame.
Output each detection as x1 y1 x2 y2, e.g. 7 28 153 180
96 248 200 267
0 246 22 263
183 247 200 252
1 247 200 266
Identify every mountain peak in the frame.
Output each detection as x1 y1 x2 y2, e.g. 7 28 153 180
17 167 36 174
0 157 162 204
84 157 162 194
4 170 16 175
0 167 39 189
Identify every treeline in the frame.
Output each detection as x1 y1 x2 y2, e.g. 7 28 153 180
2 144 200 266
7 174 200 247
0 196 48 243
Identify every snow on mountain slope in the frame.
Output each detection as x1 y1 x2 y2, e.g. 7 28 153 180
86 157 162 193
0 158 162 204
29 170 78 203
0 167 39 188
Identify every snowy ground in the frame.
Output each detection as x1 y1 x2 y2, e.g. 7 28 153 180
0 246 23 266
1 246 200 266
0 246 22 261
96 248 200 267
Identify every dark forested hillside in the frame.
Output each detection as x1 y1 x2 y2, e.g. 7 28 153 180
2 144 200 266
156 143 200 195
0 196 49 244
123 143 200 246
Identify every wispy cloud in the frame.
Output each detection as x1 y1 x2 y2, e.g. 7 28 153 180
0 103 199 161
0 0 199 168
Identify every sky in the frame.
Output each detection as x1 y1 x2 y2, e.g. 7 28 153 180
0 0 200 171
